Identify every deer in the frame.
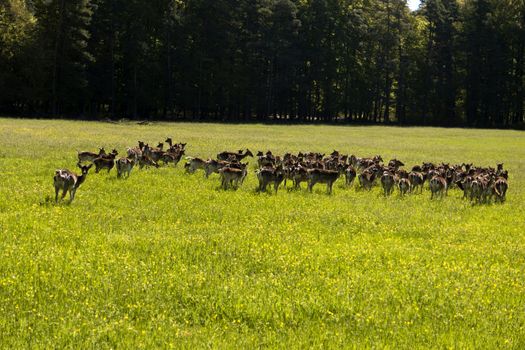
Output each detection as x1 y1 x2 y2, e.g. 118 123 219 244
204 159 231 178
388 159 405 171
345 165 357 187
217 149 254 162
256 151 275 168
143 143 165 162
358 167 377 191
408 171 424 193
138 155 159 169
160 149 185 167
380 171 395 196
307 169 340 194
93 150 118 173
459 175 473 199
126 147 142 163
53 163 92 203
219 165 248 190
291 165 309 190
257 166 285 193
185 157 207 173
398 177 411 196
430 175 447 200
116 157 135 178
493 177 508 203
78 147 106 163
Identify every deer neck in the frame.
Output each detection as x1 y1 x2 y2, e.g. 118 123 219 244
76 173 87 188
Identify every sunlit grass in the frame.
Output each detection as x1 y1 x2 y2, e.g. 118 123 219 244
0 118 524 348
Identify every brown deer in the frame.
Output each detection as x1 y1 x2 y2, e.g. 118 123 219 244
144 144 165 162
430 175 447 199
160 149 185 167
93 150 118 173
78 147 105 163
138 155 159 169
257 167 285 193
307 169 340 194
358 168 377 191
53 163 92 203
219 166 247 190
217 149 254 162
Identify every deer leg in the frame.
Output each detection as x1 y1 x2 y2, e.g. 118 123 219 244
55 186 60 202
69 188 76 203
309 180 317 193
61 185 68 200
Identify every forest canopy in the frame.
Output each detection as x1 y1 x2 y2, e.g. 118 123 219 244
0 0 524 128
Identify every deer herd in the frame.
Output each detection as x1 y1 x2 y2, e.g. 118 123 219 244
54 137 509 205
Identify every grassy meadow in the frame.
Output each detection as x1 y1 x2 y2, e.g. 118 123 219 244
0 118 524 348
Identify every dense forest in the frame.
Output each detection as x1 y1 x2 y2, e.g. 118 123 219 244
0 0 524 127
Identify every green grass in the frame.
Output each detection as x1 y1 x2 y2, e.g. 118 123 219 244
0 118 524 348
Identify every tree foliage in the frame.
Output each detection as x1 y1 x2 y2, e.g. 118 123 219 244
0 0 523 127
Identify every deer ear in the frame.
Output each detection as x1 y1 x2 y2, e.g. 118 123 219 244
77 162 82 168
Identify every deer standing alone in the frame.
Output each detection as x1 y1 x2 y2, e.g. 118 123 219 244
53 163 92 203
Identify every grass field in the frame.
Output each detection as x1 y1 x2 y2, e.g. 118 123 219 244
0 118 524 348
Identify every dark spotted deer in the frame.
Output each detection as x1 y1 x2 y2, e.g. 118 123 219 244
380 171 395 196
145 144 165 162
126 147 142 163
53 163 92 203
493 177 508 203
307 169 340 194
256 151 275 168
291 166 309 190
345 166 357 187
185 157 207 173
78 147 105 163
204 159 230 178
408 172 424 193
398 177 411 196
388 159 404 171
116 157 135 178
257 167 285 193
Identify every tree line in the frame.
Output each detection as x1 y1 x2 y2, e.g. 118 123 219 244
0 0 524 128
